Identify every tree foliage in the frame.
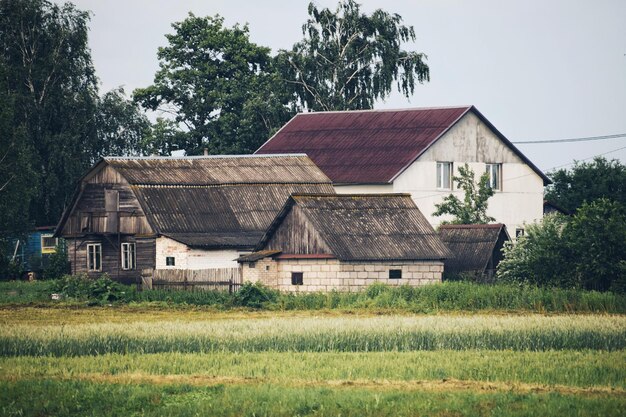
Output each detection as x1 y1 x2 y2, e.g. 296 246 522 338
133 14 294 155
433 164 495 224
545 157 626 213
498 199 626 292
0 0 150 230
277 0 429 111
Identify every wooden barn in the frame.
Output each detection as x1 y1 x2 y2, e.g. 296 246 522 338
55 155 334 284
437 224 510 281
238 194 450 292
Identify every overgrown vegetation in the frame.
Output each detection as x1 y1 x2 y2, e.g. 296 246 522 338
498 199 626 292
1 279 625 313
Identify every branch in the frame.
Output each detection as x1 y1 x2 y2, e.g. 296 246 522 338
0 175 15 193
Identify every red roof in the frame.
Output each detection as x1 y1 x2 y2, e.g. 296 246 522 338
256 106 551 185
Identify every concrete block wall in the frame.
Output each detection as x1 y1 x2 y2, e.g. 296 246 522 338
242 258 443 292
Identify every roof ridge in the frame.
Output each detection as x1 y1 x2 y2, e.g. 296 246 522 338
105 153 309 161
294 105 472 116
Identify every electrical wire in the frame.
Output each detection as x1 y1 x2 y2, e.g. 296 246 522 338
512 133 626 144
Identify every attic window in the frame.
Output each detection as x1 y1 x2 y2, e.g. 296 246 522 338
389 269 402 279
166 256 175 266
291 272 303 286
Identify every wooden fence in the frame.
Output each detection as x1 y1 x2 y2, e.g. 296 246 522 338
141 268 242 292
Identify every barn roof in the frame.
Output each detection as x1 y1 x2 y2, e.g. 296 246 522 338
438 224 510 274
255 106 550 185
57 155 334 249
257 194 450 261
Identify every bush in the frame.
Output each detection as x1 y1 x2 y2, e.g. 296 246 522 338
498 200 626 292
43 243 70 280
233 282 279 308
54 274 135 303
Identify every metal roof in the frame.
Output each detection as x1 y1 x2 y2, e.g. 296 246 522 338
256 106 551 185
258 194 450 261
438 224 510 274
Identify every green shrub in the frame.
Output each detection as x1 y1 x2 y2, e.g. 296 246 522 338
233 282 278 308
43 244 70 280
53 274 135 303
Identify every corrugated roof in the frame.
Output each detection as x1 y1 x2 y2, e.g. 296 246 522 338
105 154 330 185
236 250 282 263
135 183 334 249
56 155 335 249
256 106 550 185
258 194 450 261
438 224 510 274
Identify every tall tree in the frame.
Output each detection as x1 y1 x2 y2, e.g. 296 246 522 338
133 14 294 155
277 0 430 111
545 157 626 213
0 0 148 229
433 164 495 224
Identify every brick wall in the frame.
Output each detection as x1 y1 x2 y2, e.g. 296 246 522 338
241 258 443 292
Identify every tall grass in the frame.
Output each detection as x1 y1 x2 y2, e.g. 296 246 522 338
1 315 624 356
2 280 625 313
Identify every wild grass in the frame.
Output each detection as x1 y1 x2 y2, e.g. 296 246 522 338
2 379 625 417
1 314 624 356
3 279 625 313
3 350 625 389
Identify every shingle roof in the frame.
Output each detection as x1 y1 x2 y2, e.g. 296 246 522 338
438 224 510 274
258 194 450 261
256 106 550 185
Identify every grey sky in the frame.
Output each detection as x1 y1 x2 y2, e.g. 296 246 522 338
61 0 626 172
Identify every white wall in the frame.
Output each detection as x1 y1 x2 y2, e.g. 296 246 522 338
334 184 394 194
155 236 247 269
393 112 545 235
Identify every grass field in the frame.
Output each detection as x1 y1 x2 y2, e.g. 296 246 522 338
1 305 625 416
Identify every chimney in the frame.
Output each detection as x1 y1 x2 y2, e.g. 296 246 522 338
203 148 208 156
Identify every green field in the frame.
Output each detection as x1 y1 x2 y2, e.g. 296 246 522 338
1 306 625 416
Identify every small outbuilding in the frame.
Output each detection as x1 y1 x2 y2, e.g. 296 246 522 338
238 194 450 292
437 224 510 281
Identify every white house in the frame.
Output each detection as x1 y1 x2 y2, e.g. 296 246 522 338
256 106 550 236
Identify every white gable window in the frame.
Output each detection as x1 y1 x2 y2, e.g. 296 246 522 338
486 163 502 191
87 243 102 272
121 242 136 270
436 162 452 189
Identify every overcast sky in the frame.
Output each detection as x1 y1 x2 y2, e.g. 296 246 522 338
59 0 626 172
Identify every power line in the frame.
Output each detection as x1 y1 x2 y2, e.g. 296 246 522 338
512 133 626 144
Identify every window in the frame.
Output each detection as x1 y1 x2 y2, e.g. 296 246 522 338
516 228 525 238
436 162 452 189
265 265 271 272
121 243 136 270
87 243 102 272
166 256 175 266
41 234 58 254
389 269 402 279
486 163 502 190
291 272 303 286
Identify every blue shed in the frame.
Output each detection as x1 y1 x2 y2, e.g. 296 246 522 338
11 226 61 272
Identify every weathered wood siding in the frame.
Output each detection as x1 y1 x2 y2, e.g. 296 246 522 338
61 165 152 237
66 237 155 284
264 206 332 255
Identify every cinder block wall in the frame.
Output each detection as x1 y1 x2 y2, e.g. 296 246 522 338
242 258 443 292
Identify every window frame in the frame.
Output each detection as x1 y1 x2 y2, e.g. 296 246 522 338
515 228 525 239
291 272 303 286
485 163 502 191
121 242 136 270
389 269 402 279
436 162 453 190
87 243 102 272
165 256 176 267
40 234 58 254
